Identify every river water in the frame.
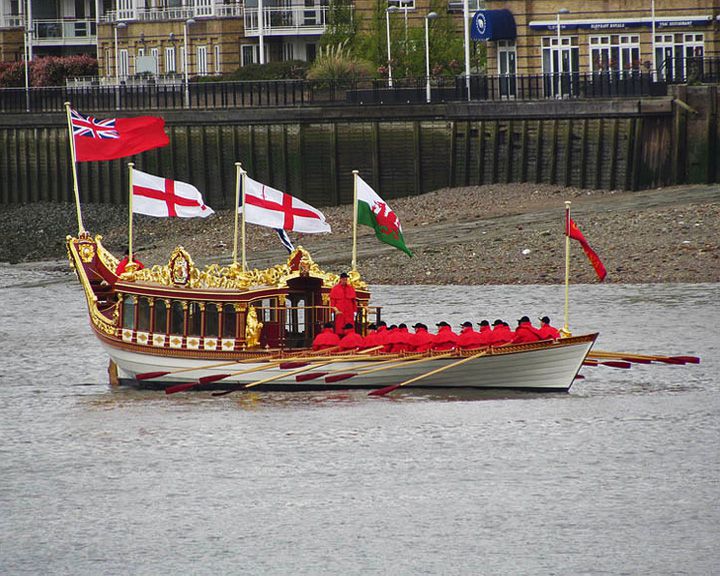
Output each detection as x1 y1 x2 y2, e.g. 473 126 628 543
1 265 718 575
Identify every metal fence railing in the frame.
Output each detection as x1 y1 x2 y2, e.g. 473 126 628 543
0 71 681 114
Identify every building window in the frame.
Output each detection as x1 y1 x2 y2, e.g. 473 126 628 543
388 0 415 10
180 46 186 72
197 45 208 76
541 36 579 97
655 32 704 81
119 49 129 79
242 44 258 66
214 45 221 74
105 48 112 77
283 42 294 62
165 46 176 73
590 35 640 73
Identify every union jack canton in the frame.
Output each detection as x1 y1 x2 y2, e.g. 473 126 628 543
71 109 119 139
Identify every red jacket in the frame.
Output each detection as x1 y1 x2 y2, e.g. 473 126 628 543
476 325 493 346
410 328 434 352
388 327 413 353
312 328 340 351
513 322 543 344
538 323 561 340
330 282 357 333
458 327 484 350
339 329 365 351
432 326 459 351
116 255 144 275
490 325 514 346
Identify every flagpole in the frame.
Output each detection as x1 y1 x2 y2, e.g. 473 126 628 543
562 200 571 336
233 161 241 266
128 162 134 264
63 101 85 234
240 164 248 271
351 169 359 272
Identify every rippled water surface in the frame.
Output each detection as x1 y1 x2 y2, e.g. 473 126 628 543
1 265 718 575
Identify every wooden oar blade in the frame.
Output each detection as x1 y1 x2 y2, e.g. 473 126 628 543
601 360 632 369
198 373 232 385
368 384 400 397
279 361 310 369
325 373 356 383
674 355 700 364
656 357 685 365
622 357 652 364
574 374 585 380
136 370 171 381
165 382 199 395
295 372 329 382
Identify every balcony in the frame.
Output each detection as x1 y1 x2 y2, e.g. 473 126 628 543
0 15 24 28
101 1 243 22
32 19 97 46
244 6 329 37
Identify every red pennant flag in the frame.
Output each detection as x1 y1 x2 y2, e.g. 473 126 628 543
71 108 169 162
567 216 607 281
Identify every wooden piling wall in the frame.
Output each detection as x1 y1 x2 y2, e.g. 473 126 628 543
1 89 717 208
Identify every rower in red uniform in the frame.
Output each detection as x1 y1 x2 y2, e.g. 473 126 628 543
362 323 379 348
410 323 434 352
330 272 357 334
513 316 543 343
338 323 365 351
490 319 513 346
312 322 341 351
116 249 145 275
457 321 483 350
432 321 458 351
388 323 413 353
475 320 493 346
538 316 561 340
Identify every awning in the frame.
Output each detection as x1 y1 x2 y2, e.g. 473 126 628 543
471 9 517 41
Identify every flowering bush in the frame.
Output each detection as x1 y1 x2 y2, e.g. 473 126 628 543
0 61 25 87
31 55 98 86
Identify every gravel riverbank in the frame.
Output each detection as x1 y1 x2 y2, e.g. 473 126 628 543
2 183 718 284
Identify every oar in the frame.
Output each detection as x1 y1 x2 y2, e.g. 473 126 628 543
137 360 244 381
296 352 412 383
325 353 441 384
165 359 293 395
277 345 386 370
589 350 699 364
582 359 632 369
369 350 487 397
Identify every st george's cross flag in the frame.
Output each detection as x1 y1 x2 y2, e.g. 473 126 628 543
70 108 169 162
356 175 412 256
566 216 607 281
241 176 330 234
131 168 214 218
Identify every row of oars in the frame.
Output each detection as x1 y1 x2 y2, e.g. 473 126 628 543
140 346 699 398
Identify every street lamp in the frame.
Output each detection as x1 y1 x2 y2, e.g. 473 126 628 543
462 0 470 101
23 27 30 112
114 21 126 86
651 0 657 80
385 6 398 88
424 12 438 103
183 18 195 108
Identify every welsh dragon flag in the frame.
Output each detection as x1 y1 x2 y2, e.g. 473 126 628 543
356 175 412 257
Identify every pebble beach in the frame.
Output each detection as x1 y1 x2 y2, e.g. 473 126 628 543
2 182 718 284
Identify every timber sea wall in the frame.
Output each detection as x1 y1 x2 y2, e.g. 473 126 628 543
0 85 717 208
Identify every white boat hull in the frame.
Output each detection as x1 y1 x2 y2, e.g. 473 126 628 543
106 334 597 393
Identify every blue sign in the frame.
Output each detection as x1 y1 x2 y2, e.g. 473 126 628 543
471 9 517 41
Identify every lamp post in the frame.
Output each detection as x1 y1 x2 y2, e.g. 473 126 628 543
556 8 569 98
462 0 470 101
258 0 265 64
114 21 126 86
385 6 398 88
651 0 657 81
424 11 438 103
183 18 195 108
23 0 31 112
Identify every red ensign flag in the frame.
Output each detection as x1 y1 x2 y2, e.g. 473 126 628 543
71 108 169 162
567 217 607 281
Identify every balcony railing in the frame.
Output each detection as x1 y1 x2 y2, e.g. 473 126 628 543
33 19 97 43
244 6 329 36
102 1 243 22
0 15 24 28
0 72 673 114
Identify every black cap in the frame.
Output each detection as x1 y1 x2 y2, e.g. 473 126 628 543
323 322 333 329
412 322 426 329
378 321 387 327
389 324 398 330
343 323 354 330
398 323 407 329
492 319 504 326
478 320 490 327
460 321 473 328
518 316 531 323
436 321 450 327
339 272 349 278
367 323 377 330
540 316 551 324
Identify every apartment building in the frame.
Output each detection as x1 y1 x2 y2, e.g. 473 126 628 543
1 1 486 82
476 0 719 81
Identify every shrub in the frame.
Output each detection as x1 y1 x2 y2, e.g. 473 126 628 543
306 41 373 83
0 61 25 87
198 60 309 82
